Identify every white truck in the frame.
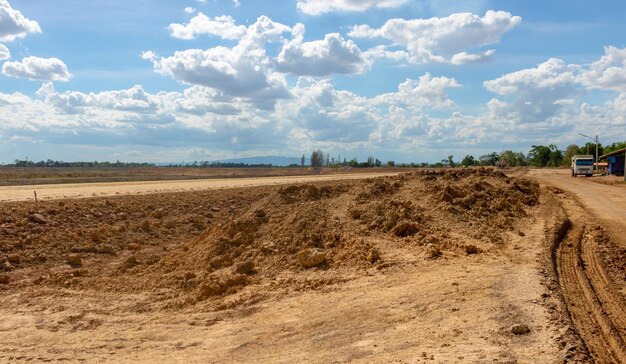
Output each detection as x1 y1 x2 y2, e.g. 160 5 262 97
571 155 594 177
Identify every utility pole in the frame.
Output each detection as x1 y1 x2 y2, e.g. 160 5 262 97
596 135 599 174
579 133 599 174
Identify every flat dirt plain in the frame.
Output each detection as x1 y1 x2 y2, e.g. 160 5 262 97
0 168 624 363
0 172 400 202
0 167 402 187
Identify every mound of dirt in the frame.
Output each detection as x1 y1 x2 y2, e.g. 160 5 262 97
110 169 540 308
2 168 540 311
0 189 267 274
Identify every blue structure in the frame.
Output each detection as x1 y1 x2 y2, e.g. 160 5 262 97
607 155 624 176
601 148 625 176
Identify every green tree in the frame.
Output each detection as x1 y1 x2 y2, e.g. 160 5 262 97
447 155 456 167
311 150 324 168
528 145 552 167
498 150 527 167
528 144 563 167
478 152 498 166
603 142 626 155
578 142 604 159
513 152 527 166
562 144 580 166
548 147 563 167
461 155 476 167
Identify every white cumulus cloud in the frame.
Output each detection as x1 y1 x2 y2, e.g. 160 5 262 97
280 77 376 144
5 45 626 163
184 7 195 14
0 81 293 157
0 43 9 60
38 83 160 114
2 56 71 81
483 58 581 124
0 0 41 42
612 93 626 113
276 24 368 76
362 45 410 62
451 49 495 65
297 0 408 15
578 46 626 92
274 73 461 150
484 58 578 96
148 47 288 103
169 13 247 40
374 73 461 109
146 16 292 109
349 10 520 64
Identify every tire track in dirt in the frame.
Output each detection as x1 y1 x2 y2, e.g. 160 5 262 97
581 229 626 341
517 169 626 362
555 202 626 363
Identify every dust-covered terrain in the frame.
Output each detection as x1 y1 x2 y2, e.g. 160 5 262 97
0 169 624 362
0 172 398 202
0 166 401 187
521 169 626 363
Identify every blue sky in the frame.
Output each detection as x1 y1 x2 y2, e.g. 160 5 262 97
1 0 625 163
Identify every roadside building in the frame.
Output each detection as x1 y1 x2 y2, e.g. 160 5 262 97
600 148 625 176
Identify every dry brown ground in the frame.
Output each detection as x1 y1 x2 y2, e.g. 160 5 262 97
0 169 623 362
0 166 402 186
0 172 399 202
517 169 626 363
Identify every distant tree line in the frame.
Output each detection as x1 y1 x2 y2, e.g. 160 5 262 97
9 159 154 168
6 159 281 169
523 141 625 167
307 140 626 170
7 141 625 170
166 161 275 168
444 141 626 169
310 150 383 168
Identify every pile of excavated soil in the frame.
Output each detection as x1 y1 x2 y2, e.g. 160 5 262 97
1 169 540 311
0 189 267 285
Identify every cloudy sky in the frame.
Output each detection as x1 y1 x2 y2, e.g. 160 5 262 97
1 0 625 163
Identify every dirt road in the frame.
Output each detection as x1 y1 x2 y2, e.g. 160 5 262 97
523 169 626 247
523 169 626 363
0 172 399 202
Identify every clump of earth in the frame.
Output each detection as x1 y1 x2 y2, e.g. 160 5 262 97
1 168 540 311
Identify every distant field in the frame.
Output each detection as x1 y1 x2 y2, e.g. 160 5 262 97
0 166 402 186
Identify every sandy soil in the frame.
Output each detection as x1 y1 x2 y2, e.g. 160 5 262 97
517 169 626 362
0 172 398 202
522 169 626 248
0 167 405 187
0 168 623 363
